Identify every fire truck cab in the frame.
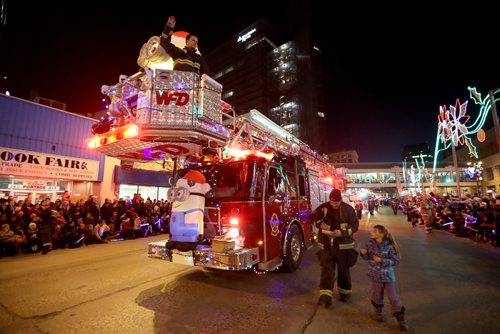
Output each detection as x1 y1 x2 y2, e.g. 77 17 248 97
171 149 313 271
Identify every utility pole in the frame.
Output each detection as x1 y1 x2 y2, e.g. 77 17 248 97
489 90 500 154
451 144 462 200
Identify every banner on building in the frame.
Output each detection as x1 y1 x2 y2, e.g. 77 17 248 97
0 147 99 181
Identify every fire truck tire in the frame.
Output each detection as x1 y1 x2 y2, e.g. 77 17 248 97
282 224 303 272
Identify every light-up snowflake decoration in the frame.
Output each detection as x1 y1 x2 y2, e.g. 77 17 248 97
403 161 422 193
433 87 499 171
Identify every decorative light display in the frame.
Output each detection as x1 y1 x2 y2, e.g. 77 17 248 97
433 87 500 171
403 153 434 194
402 162 422 194
465 161 483 179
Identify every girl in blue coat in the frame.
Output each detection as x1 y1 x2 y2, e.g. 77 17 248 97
360 225 408 331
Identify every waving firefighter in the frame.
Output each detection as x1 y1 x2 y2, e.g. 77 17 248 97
310 188 359 308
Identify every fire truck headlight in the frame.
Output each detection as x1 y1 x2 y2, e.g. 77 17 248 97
229 217 239 225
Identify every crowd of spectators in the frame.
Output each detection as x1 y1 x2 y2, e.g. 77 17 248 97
0 193 171 257
400 192 499 247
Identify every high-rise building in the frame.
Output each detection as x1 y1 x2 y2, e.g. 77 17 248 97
206 19 278 117
278 0 326 153
269 40 326 152
205 14 327 153
328 150 359 164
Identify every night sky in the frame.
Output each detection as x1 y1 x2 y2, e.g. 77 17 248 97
1 1 499 162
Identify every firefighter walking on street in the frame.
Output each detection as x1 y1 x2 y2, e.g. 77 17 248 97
310 189 359 308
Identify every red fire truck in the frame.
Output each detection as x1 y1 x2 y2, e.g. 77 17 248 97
87 67 344 272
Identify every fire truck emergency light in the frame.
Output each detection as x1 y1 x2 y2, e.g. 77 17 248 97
227 227 240 239
320 176 333 185
86 124 139 149
227 148 274 160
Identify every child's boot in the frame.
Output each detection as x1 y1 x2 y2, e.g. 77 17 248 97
393 306 409 331
371 300 386 322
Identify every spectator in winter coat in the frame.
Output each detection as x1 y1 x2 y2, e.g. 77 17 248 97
0 198 12 224
39 199 53 255
360 225 408 331
26 222 41 253
93 219 110 243
100 199 113 223
85 196 100 225
0 223 17 256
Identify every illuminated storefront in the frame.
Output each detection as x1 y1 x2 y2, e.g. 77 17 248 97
113 166 172 201
0 146 100 202
0 94 105 203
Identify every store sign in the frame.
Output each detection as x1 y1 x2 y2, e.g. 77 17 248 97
0 147 99 181
8 183 60 191
237 28 256 43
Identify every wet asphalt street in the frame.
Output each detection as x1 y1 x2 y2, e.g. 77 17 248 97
1 206 499 334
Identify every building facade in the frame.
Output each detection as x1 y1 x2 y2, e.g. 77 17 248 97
205 18 327 153
328 150 359 164
0 94 172 204
0 94 104 203
206 20 278 117
336 162 478 198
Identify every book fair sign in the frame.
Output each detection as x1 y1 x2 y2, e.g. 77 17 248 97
0 147 99 181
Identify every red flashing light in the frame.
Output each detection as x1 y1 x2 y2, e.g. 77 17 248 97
228 147 274 160
320 176 334 185
125 125 139 137
208 140 219 149
86 124 139 150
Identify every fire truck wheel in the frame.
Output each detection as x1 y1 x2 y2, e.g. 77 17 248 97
282 224 303 272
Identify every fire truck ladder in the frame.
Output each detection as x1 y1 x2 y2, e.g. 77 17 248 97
222 108 333 177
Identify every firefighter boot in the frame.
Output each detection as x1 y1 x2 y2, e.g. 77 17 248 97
340 293 351 303
371 300 386 322
393 306 409 331
317 295 332 308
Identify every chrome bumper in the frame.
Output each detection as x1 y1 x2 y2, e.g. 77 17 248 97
147 240 260 270
194 248 260 270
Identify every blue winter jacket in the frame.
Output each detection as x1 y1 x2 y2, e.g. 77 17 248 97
360 239 400 283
